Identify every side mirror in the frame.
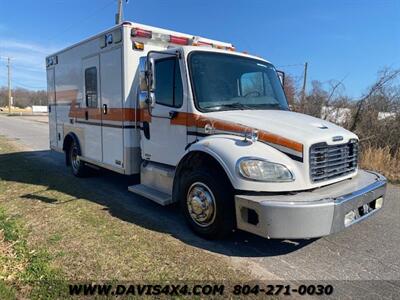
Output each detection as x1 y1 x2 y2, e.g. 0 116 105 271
139 57 148 92
138 56 155 108
277 70 285 87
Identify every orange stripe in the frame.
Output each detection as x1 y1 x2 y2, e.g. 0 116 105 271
172 112 303 154
62 88 302 153
56 89 79 102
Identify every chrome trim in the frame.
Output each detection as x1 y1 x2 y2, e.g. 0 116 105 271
186 182 217 227
309 140 358 183
78 155 125 174
234 170 387 239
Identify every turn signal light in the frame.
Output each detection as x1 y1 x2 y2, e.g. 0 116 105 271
133 41 144 51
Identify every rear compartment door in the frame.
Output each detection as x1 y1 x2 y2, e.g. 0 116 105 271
47 67 57 148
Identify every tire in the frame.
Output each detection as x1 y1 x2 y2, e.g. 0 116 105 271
68 140 88 177
179 168 236 239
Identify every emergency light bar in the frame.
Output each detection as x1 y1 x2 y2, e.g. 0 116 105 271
131 27 235 51
132 28 152 39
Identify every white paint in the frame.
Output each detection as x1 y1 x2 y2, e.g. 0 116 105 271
47 21 359 191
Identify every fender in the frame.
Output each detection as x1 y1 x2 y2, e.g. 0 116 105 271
63 132 81 166
177 134 308 192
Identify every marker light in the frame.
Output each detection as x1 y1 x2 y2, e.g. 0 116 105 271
193 41 213 47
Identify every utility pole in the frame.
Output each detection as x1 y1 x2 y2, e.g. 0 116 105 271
301 62 308 103
6 57 12 114
115 0 123 24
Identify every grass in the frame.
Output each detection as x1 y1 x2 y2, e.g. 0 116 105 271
0 207 65 299
359 146 400 183
0 136 250 298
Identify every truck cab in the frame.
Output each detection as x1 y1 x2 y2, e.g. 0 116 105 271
47 22 387 239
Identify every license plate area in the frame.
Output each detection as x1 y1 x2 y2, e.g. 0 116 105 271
344 197 383 227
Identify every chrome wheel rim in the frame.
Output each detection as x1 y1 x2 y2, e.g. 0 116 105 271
186 182 216 227
70 145 80 171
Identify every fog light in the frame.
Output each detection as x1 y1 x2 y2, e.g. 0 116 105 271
344 210 357 227
375 197 384 209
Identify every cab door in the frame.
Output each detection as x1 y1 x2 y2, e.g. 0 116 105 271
140 53 187 166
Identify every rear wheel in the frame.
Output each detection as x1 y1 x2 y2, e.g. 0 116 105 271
180 168 235 239
68 140 88 177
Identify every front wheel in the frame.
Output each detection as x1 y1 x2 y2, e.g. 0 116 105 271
180 168 235 239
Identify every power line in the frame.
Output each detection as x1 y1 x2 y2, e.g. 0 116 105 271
12 64 45 72
13 81 46 90
45 0 117 44
276 63 305 68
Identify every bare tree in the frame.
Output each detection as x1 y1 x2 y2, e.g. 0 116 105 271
283 74 297 107
0 87 47 108
350 68 400 131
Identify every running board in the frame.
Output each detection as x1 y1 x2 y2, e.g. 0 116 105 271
128 184 173 206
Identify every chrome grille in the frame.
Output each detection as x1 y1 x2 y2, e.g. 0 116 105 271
310 140 358 183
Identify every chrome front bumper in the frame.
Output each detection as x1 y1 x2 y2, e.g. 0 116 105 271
235 170 387 239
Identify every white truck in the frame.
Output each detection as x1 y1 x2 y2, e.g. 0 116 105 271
46 22 387 239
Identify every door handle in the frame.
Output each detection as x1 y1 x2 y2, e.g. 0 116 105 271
103 104 108 115
169 110 178 119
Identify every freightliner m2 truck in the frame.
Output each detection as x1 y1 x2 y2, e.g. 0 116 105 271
46 22 387 239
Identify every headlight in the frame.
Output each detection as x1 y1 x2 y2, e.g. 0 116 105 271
237 158 294 182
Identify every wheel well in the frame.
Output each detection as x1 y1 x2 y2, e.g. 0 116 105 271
63 133 79 166
172 151 233 201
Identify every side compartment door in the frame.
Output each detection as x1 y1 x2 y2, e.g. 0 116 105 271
82 55 102 162
100 48 124 169
47 67 57 148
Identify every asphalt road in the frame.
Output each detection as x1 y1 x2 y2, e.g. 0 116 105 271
0 115 399 297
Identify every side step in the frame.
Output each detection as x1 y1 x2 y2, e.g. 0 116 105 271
128 184 173 206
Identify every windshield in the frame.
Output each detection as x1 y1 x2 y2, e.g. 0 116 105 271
189 52 289 112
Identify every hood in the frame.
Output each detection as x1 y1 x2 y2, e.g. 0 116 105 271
205 110 358 148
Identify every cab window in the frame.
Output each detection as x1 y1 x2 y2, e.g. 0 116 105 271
240 72 264 97
154 58 183 107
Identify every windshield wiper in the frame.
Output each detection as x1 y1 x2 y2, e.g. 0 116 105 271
203 102 252 111
250 103 287 110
